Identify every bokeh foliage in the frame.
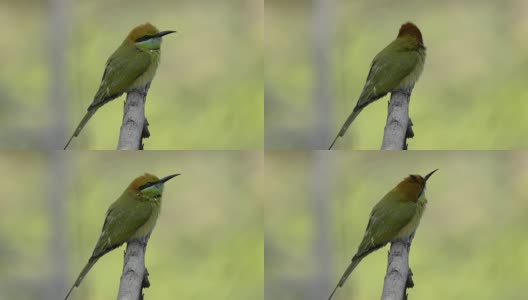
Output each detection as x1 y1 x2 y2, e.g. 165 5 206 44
265 151 528 300
0 151 263 299
0 0 263 149
266 0 528 149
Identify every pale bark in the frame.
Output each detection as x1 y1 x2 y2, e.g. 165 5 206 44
381 90 414 150
117 84 151 150
114 82 154 297
380 90 415 300
381 234 415 300
117 236 151 300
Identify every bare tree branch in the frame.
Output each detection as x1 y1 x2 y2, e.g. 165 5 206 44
381 90 414 150
117 235 151 300
116 84 152 299
117 83 151 150
381 235 415 300
380 89 416 300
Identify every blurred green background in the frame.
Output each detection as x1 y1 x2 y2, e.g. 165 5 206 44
0 151 263 299
265 151 528 300
266 0 528 149
0 0 262 150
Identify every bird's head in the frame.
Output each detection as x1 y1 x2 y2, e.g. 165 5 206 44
126 23 176 50
128 173 180 199
396 169 437 201
397 22 424 48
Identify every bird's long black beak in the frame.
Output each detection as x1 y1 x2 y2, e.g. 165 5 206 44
156 30 177 38
159 173 180 183
424 169 438 182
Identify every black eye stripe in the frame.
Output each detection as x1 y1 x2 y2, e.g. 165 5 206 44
139 181 157 190
135 35 156 43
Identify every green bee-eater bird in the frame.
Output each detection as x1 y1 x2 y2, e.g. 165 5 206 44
64 173 179 300
327 169 437 300
329 22 426 149
64 23 176 149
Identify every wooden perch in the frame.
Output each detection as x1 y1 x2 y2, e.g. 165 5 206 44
381 89 414 150
117 235 151 300
116 84 153 299
117 83 151 150
380 89 415 300
381 235 415 300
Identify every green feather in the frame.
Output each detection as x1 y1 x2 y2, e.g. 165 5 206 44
92 190 155 258
357 190 417 257
356 36 423 109
91 44 152 109
328 35 425 149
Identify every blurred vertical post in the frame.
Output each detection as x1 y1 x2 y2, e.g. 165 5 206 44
47 152 70 299
48 0 70 147
48 0 71 298
311 0 335 296
311 0 335 149
310 151 332 300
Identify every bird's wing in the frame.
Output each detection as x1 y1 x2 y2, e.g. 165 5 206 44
89 46 151 109
91 197 152 258
355 45 419 110
355 192 416 258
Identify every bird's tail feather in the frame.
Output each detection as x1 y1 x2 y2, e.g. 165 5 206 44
327 256 363 300
64 108 99 149
64 257 99 300
328 107 363 150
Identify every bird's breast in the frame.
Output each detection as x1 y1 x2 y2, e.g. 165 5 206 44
395 200 426 239
397 49 426 91
132 205 160 239
130 51 161 90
